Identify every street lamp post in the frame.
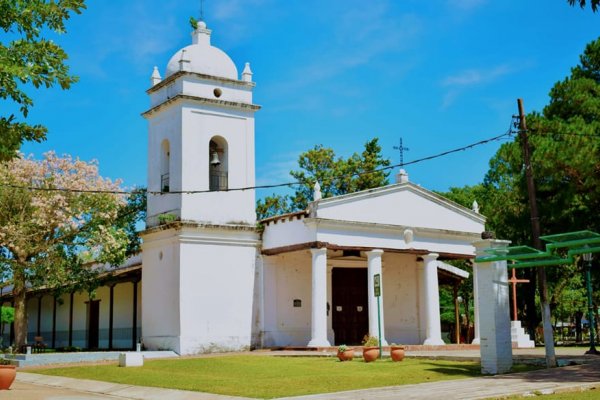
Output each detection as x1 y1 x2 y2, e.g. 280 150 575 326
583 250 599 355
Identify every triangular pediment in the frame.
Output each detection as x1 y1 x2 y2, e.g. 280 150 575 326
313 182 485 234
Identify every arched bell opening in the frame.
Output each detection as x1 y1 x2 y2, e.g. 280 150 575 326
160 139 170 192
209 136 228 191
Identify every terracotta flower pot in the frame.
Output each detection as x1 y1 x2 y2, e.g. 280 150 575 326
0 365 16 390
337 348 355 361
390 346 405 362
362 346 380 362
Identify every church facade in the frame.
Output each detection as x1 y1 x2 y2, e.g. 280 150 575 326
1 21 485 355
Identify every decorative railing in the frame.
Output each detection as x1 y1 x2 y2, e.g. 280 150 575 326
161 173 170 192
210 171 228 191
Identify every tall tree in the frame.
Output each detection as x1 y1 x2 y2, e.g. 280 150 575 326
0 152 130 348
444 36 600 337
0 0 86 161
257 138 390 220
568 0 600 11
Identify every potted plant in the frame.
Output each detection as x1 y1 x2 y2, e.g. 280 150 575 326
389 343 406 362
0 358 16 390
337 344 355 361
361 335 379 362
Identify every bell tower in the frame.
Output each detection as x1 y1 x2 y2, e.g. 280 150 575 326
141 20 260 355
143 20 259 227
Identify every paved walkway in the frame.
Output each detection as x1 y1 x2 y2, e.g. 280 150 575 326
2 349 600 400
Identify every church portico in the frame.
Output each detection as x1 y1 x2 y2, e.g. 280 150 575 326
259 177 484 348
258 240 472 348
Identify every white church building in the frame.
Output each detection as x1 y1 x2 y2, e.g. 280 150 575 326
1 21 486 355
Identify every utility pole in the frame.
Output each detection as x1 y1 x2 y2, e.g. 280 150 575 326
517 98 556 368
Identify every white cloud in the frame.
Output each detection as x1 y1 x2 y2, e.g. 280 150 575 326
443 64 514 87
270 2 421 99
440 64 516 108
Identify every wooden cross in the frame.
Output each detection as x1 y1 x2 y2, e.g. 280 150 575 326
508 268 529 321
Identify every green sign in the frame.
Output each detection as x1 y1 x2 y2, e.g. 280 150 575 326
374 273 381 297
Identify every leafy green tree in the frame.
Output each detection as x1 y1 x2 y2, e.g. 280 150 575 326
257 138 390 220
0 0 86 161
444 37 600 337
118 188 146 256
0 305 14 347
568 0 600 11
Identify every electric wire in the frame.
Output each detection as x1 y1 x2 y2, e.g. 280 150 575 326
0 129 514 196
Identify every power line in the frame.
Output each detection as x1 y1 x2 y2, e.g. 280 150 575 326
0 129 513 196
531 131 600 139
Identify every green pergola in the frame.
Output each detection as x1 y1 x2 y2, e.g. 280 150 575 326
475 229 600 357
475 230 600 268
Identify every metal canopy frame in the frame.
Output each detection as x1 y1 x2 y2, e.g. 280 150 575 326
475 230 600 268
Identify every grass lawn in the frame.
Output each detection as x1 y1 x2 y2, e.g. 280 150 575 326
32 355 535 399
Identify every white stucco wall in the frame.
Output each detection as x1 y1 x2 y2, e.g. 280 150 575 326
316 183 484 234
142 232 181 352
150 76 253 107
142 225 259 355
178 241 257 353
262 251 312 347
381 253 422 344
262 217 480 258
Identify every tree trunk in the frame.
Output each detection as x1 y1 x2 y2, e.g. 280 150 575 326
525 268 539 340
575 311 583 343
12 268 27 350
464 291 471 343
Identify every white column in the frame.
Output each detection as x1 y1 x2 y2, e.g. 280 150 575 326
474 239 512 375
471 264 480 344
367 249 387 345
422 253 444 345
307 248 331 347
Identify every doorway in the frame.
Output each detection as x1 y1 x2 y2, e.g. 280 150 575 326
87 300 100 349
332 268 368 345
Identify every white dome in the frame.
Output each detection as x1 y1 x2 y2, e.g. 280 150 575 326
165 24 238 80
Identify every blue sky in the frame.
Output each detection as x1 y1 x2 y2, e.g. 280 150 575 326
19 0 600 198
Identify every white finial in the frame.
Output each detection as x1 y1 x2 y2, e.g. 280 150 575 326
242 62 253 82
403 228 414 244
151 66 162 86
313 181 322 201
395 168 409 184
472 200 480 214
192 20 211 46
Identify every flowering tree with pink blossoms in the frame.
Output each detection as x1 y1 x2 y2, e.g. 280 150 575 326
0 152 130 349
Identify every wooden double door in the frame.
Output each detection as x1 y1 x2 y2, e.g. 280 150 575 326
332 268 369 345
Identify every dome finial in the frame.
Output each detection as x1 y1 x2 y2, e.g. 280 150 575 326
151 66 162 86
191 17 211 46
242 62 253 82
